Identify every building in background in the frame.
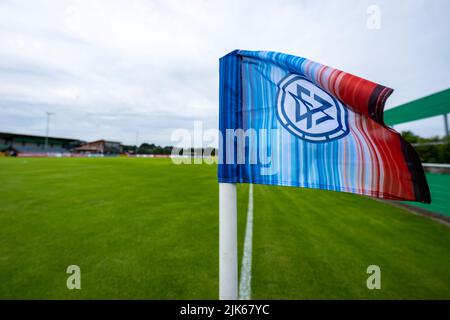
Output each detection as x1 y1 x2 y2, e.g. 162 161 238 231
74 140 122 155
0 132 82 156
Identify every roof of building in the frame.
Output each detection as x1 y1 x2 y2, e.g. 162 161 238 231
84 139 122 144
74 140 121 152
0 132 82 144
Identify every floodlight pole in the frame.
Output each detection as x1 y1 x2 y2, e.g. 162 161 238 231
219 182 238 300
444 114 449 137
135 131 139 155
45 112 54 151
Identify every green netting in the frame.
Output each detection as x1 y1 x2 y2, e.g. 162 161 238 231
384 88 450 125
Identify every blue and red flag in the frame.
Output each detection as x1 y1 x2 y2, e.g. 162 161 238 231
218 50 430 203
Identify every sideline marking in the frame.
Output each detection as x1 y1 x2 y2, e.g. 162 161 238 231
239 184 253 300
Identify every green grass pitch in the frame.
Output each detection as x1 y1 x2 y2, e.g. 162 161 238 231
0 157 449 299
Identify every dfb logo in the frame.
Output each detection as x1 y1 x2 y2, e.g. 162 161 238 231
276 74 349 143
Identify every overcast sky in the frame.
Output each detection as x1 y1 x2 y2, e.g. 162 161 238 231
0 0 449 146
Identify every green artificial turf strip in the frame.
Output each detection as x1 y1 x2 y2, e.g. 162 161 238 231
0 157 449 299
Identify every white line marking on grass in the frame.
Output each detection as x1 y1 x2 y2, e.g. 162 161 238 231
239 184 253 300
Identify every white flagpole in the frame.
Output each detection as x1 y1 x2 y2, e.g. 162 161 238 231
219 182 238 300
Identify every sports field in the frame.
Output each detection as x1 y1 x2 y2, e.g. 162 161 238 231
0 157 449 299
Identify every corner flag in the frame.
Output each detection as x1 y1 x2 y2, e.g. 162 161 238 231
218 50 430 203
